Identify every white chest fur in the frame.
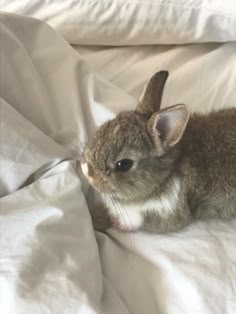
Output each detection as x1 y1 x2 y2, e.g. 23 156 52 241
104 178 181 231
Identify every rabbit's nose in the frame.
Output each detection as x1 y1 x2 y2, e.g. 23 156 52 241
81 162 94 178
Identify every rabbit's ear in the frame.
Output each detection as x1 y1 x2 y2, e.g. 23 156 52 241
148 104 190 152
136 71 169 116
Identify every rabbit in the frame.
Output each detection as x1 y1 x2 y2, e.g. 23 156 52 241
81 70 236 233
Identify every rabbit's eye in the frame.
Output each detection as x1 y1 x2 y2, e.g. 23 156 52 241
115 159 133 172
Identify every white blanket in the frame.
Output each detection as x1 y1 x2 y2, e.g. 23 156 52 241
1 8 236 314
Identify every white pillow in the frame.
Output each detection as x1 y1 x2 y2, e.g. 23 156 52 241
2 0 236 45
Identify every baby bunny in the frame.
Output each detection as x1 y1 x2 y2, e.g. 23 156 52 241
82 71 236 233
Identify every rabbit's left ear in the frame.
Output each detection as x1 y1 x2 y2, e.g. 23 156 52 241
136 70 169 116
148 104 190 151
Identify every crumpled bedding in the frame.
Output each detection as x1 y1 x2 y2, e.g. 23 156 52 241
2 0 236 45
1 8 236 314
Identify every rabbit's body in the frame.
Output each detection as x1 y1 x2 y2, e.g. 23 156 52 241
82 71 236 233
143 108 236 233
181 109 236 217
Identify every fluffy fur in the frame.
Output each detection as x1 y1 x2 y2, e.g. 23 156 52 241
82 71 236 233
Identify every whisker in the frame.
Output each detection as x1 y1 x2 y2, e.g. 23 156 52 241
109 191 126 228
103 190 137 253
110 191 136 253
110 192 127 228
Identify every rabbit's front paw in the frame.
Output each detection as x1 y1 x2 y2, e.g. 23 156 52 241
110 214 139 232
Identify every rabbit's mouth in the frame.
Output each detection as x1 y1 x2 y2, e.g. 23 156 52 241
88 178 112 194
81 161 110 193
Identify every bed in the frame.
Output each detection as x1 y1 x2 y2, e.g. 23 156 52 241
1 1 236 313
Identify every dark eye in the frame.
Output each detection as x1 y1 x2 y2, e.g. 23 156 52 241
115 159 134 172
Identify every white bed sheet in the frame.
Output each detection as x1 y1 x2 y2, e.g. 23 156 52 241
75 43 236 109
1 11 236 314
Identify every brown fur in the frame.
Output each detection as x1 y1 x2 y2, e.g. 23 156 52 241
82 71 236 233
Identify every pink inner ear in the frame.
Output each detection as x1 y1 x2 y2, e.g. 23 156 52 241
155 105 190 147
156 114 170 142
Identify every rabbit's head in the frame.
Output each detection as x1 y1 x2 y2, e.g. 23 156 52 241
82 71 190 202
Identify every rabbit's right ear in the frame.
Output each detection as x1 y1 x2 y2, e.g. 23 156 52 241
136 71 169 116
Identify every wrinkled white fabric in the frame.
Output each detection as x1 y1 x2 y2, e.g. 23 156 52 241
0 11 236 314
76 43 236 107
0 13 134 314
2 0 236 45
